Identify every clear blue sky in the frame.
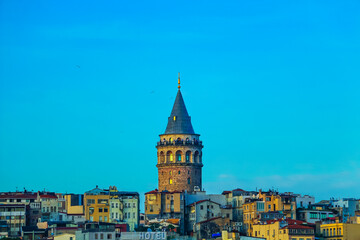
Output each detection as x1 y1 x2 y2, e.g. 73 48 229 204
1 0 360 203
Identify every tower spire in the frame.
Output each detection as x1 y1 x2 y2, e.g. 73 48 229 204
178 72 181 89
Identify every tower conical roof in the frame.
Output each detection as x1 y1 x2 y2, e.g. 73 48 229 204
164 90 195 134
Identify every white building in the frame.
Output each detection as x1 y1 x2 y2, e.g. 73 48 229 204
295 194 315 209
75 223 117 240
297 209 334 224
185 191 226 206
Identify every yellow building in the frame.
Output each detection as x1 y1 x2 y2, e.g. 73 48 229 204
320 223 360 240
144 189 185 233
258 190 297 219
145 190 184 216
84 186 140 231
243 199 265 236
64 194 84 215
252 219 314 240
84 188 110 223
54 233 75 240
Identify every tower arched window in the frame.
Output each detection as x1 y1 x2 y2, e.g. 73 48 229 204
186 151 191 163
159 151 165 163
166 151 173 162
194 151 199 163
176 150 182 162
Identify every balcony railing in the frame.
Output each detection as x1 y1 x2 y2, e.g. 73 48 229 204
157 140 203 147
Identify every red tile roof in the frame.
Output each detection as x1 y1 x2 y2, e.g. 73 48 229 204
232 188 245 192
40 195 57 199
145 189 183 195
196 217 222 224
282 224 313 230
145 190 159 195
264 218 310 226
187 199 220 206
0 193 37 199
166 219 180 225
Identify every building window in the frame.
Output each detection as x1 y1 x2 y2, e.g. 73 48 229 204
104 216 107 222
194 151 199 163
186 151 191 162
176 150 182 161
115 213 118 218
133 212 135 218
178 171 181 174
116 203 118 208
169 179 173 184
111 213 114 218
95 234 98 239
104 208 108 212
188 178 190 184
167 151 173 162
200 205 203 210
100 234 103 239
107 234 112 239
99 216 102 222
99 208 103 212
159 151 165 163
133 203 136 208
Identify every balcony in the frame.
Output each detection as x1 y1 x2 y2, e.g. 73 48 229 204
156 139 203 148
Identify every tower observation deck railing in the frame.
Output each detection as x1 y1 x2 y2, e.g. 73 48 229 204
156 139 203 147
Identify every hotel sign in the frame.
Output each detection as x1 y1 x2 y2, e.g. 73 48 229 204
120 232 167 240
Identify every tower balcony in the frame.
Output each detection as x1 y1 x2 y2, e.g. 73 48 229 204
156 139 203 148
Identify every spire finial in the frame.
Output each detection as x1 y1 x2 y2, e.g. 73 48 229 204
178 72 181 89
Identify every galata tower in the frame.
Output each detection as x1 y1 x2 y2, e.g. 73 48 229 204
156 74 203 192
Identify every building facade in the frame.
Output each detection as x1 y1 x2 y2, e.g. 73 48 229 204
65 194 84 215
252 219 315 240
84 186 139 232
0 204 27 237
320 223 360 240
144 190 185 233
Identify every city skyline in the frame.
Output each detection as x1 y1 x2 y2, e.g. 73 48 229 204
1 0 360 202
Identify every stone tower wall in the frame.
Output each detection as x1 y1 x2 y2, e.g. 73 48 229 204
157 164 202 192
156 133 203 193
